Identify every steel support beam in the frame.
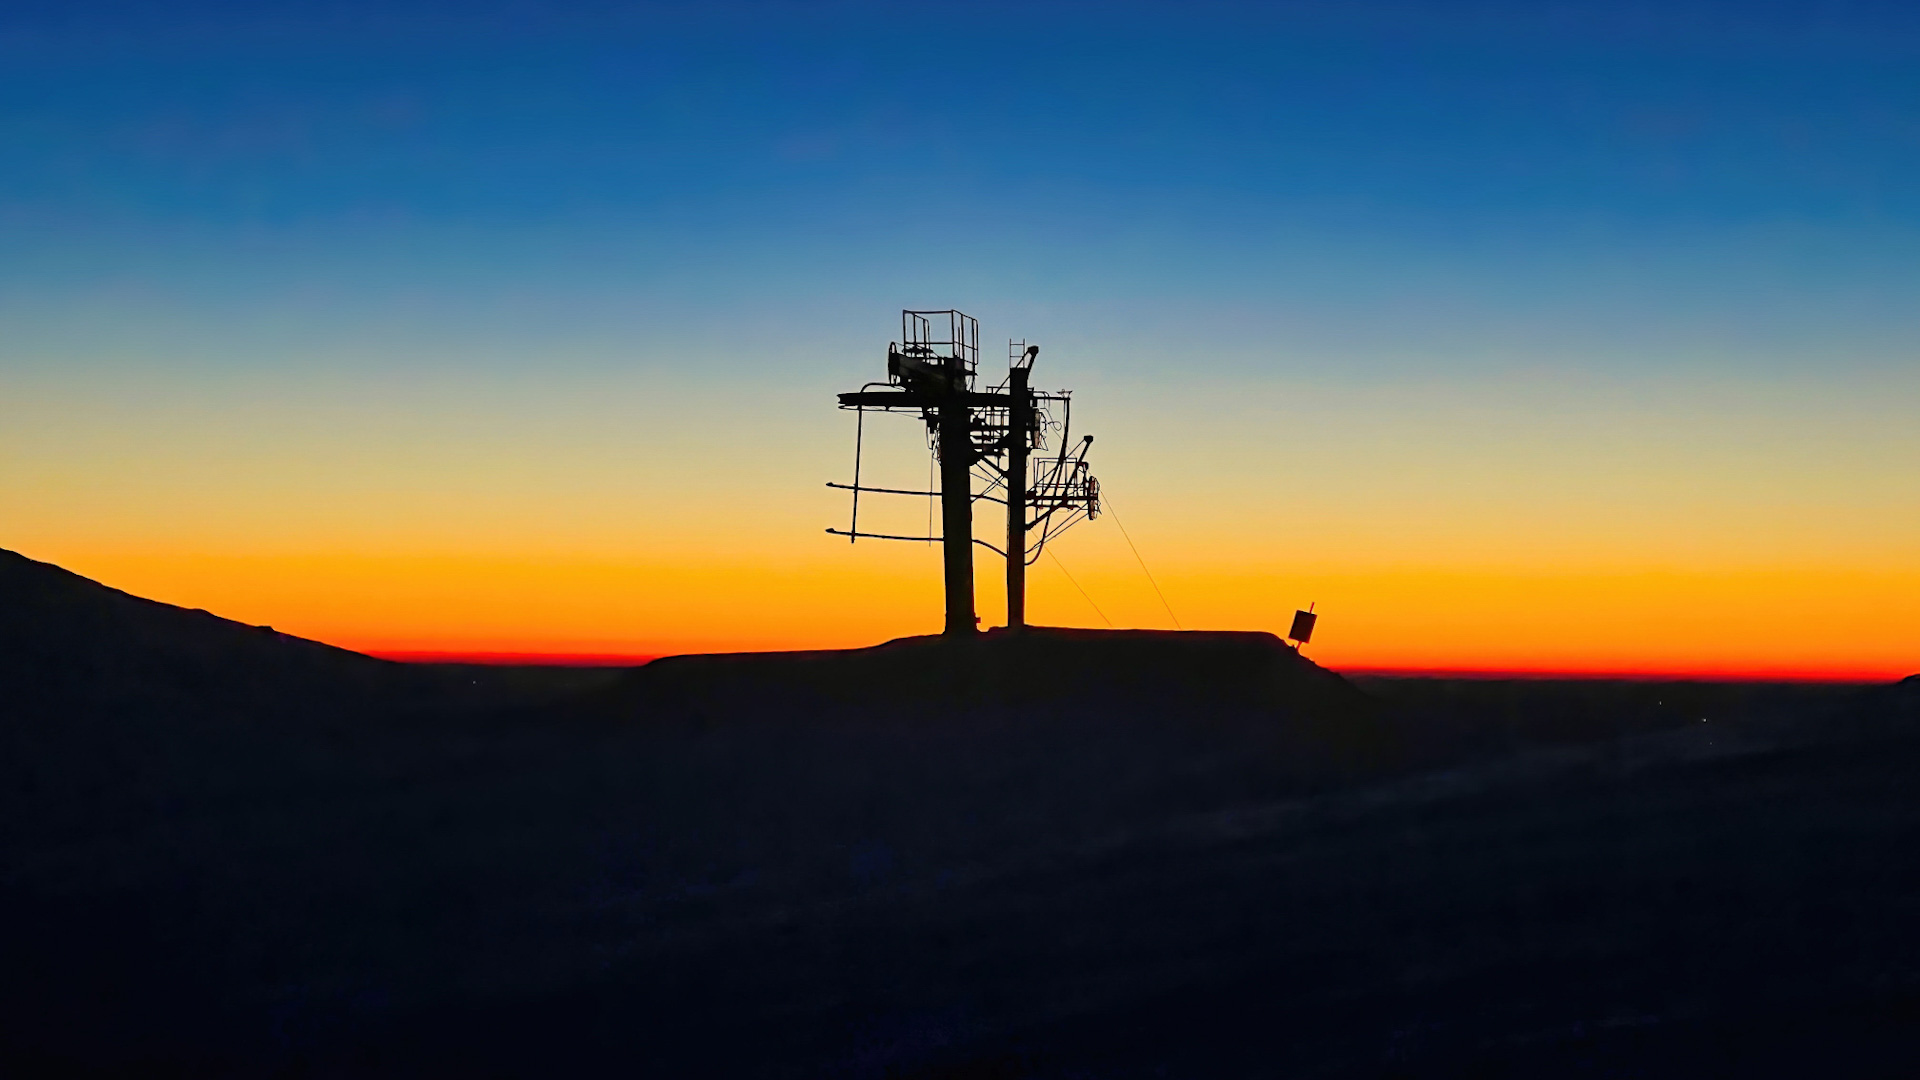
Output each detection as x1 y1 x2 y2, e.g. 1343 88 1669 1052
837 390 1014 410
1005 364 1030 631
937 396 976 636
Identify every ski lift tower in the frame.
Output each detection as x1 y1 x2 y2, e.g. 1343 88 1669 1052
830 310 1100 636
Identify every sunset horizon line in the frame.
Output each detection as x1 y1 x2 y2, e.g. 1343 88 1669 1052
363 645 1911 684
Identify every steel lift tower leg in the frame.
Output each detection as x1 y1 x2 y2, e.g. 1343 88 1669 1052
1005 364 1031 631
938 396 976 636
832 316 1093 638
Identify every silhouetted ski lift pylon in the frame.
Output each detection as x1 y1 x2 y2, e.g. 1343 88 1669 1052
828 310 1101 636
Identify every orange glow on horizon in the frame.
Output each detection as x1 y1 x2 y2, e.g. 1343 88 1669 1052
1334 664 1898 684
369 650 662 667
25 545 1916 684
9 364 1917 687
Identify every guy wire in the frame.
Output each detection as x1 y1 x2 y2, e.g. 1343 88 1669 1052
1101 493 1183 630
1046 546 1113 628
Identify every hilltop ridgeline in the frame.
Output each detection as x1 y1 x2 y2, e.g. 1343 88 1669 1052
0 544 1373 722
629 626 1364 709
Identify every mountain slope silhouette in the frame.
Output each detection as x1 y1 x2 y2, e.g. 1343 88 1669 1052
7 546 1920 1077
0 547 405 712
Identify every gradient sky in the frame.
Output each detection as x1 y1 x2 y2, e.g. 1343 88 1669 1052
5 0 1919 677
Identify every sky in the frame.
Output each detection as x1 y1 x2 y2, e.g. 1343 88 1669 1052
4 0 1919 677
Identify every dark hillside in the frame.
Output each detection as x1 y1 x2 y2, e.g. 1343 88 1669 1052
0 547 404 711
0 548 603 715
631 627 1362 710
1 551 1386 1075
0 548 609 894
605 628 1394 801
4 548 1919 1077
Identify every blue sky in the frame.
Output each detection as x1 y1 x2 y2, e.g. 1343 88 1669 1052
8 0 1918 365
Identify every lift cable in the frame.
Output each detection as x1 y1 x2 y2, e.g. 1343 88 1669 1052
1045 546 1113 628
1099 493 1183 630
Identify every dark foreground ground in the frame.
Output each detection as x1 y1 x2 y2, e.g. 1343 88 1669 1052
5 547 1920 1077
